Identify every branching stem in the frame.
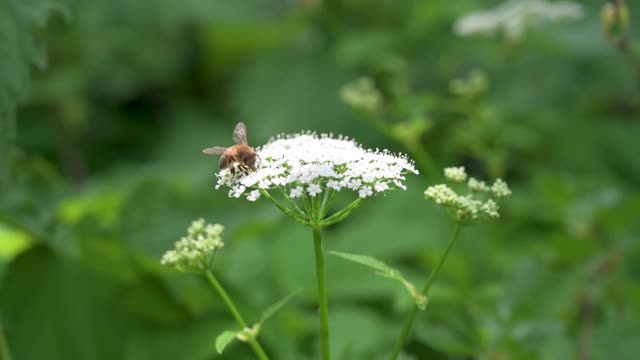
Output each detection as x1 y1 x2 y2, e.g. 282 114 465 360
204 271 270 360
389 223 463 360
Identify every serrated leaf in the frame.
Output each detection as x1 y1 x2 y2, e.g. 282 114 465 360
330 251 427 309
215 330 237 354
259 288 302 324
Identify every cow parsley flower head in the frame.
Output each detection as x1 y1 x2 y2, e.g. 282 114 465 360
453 0 584 41
444 166 468 182
215 132 418 227
161 219 225 271
425 167 511 223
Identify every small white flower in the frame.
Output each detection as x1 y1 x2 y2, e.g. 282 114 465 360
358 186 373 198
424 184 458 205
204 223 224 237
327 180 342 191
374 182 389 192
425 167 511 222
491 178 512 197
347 179 362 190
258 179 272 189
361 173 375 183
230 186 246 198
481 199 500 218
247 190 261 202
444 166 467 182
161 220 225 271
307 184 323 197
468 177 489 192
290 186 304 198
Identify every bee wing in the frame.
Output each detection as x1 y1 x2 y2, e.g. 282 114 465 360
202 146 227 155
232 122 248 145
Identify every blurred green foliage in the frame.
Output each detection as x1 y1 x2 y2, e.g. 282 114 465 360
1 0 640 359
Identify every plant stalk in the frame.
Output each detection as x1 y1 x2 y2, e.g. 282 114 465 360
0 323 12 360
204 271 270 360
389 223 463 360
312 227 331 360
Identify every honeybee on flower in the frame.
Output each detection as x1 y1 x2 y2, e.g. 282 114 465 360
214 132 418 203
203 122 260 175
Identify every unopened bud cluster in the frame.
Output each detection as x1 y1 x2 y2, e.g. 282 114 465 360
161 219 225 271
449 70 489 98
601 2 630 39
425 167 511 222
340 77 383 113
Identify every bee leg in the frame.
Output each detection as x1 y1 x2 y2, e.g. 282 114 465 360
238 164 250 175
219 155 230 170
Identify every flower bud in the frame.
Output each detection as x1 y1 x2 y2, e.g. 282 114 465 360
340 77 383 113
601 2 630 38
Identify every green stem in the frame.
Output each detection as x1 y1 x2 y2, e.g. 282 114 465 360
0 323 12 360
319 189 336 219
311 194 322 222
260 190 309 226
389 223 463 360
301 193 313 215
278 187 307 218
204 271 270 360
0 112 11 193
321 198 362 227
312 227 331 360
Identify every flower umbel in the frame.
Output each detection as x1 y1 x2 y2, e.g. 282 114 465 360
453 0 584 41
444 166 467 182
161 219 225 271
212 130 418 360
215 132 418 226
425 167 511 222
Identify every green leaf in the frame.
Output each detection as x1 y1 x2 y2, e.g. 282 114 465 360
329 251 427 309
214 330 237 354
329 251 397 275
259 288 302 324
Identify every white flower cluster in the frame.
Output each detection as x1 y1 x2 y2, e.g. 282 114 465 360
161 219 225 271
453 0 584 40
215 133 418 201
444 166 467 182
425 167 511 222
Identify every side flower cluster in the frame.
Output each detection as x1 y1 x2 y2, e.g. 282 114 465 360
161 219 225 271
339 77 383 113
215 133 418 202
425 167 511 222
453 0 584 40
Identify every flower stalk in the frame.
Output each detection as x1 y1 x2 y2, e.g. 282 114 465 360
204 271 270 360
161 220 271 359
313 227 331 360
214 131 419 360
0 323 12 360
389 223 463 360
389 166 510 359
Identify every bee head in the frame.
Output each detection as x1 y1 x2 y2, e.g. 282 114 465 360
243 151 258 169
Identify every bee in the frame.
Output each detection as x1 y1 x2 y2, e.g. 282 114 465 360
202 122 259 175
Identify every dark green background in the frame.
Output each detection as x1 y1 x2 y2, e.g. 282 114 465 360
1 0 640 359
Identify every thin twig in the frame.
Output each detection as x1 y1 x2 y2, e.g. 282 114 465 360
577 250 622 360
610 0 640 95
